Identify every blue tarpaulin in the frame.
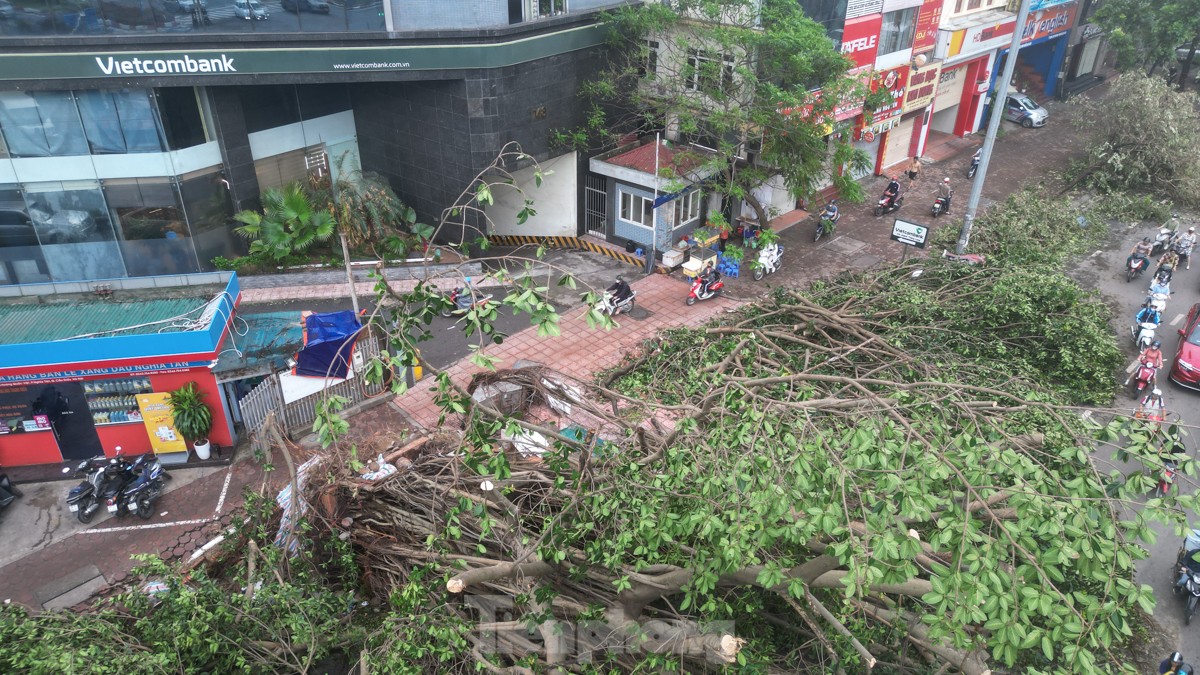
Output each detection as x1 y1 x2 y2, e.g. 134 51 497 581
295 310 361 379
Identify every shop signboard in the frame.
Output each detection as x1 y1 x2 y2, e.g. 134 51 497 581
943 17 1017 60
1020 4 1077 43
903 62 943 112
860 65 908 139
0 361 212 386
841 14 883 69
1030 0 1074 10
911 0 943 54
136 393 187 454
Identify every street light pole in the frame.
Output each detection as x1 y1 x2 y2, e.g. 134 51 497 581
956 0 1034 254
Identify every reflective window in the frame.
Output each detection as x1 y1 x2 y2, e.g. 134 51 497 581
23 183 127 281
105 177 201 276
77 90 164 154
0 0 383 34
179 167 237 270
156 87 209 150
0 91 88 158
240 85 300 134
0 185 50 285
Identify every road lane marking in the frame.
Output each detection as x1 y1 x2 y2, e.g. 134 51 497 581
213 467 233 515
81 518 211 534
1173 313 1185 326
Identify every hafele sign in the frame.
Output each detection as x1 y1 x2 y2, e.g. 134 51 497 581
96 54 237 75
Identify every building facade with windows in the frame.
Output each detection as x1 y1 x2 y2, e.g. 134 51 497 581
0 0 633 287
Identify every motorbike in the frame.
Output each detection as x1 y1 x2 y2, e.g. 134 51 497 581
814 210 839 242
686 271 724 306
595 289 636 316
1156 458 1179 497
0 465 21 511
753 243 783 280
873 192 903 217
119 454 171 520
931 195 950 218
942 249 986 265
1153 227 1177 257
1127 255 1149 282
966 149 981 178
1175 557 1200 625
1132 321 1158 350
1155 264 1175 286
64 451 129 524
1127 361 1158 397
440 286 493 318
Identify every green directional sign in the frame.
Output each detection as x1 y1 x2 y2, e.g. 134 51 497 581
0 23 607 81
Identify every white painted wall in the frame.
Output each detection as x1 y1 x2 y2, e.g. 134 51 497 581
246 111 358 160
487 152 578 237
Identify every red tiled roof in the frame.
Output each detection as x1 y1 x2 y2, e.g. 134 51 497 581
606 140 709 176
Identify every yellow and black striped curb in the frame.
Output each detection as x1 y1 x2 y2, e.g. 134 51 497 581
488 235 668 273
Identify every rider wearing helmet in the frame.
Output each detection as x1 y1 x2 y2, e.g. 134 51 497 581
1136 302 1163 327
883 175 901 208
937 177 954 214
1142 339 1165 369
822 199 840 223
1162 652 1189 674
606 276 633 304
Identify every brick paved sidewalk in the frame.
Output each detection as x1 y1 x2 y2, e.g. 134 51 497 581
396 274 741 429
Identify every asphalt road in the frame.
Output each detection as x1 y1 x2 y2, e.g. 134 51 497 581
1071 214 1200 659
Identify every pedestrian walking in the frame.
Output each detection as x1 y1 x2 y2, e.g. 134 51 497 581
906 156 922 186
1177 227 1196 271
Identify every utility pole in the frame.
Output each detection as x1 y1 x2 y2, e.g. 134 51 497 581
956 0 1034 254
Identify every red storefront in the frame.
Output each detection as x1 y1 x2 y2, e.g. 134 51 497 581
0 274 240 466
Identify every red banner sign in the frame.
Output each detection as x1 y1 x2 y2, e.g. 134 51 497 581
911 0 943 54
841 14 882 69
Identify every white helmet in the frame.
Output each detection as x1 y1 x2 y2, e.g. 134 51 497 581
943 177 951 184
1153 388 1163 396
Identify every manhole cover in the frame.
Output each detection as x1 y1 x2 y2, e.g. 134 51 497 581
626 307 652 321
823 237 868 255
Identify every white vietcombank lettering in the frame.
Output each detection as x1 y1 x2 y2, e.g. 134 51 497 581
95 54 236 75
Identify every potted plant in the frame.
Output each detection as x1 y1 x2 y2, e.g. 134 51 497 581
168 383 214 460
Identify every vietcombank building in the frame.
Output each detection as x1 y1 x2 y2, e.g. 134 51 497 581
0 1 625 287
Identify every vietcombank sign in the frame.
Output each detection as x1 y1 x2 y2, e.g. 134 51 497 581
0 24 605 81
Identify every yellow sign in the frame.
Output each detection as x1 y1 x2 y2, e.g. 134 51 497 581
137 393 187 454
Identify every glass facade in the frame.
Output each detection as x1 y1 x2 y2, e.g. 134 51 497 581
0 86 235 284
0 0 385 36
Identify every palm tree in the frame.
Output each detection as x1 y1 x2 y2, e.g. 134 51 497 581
233 182 337 262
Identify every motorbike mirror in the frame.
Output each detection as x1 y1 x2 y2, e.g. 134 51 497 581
1181 329 1188 336
114 445 123 456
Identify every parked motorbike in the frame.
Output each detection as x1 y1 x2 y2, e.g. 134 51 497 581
814 209 839 242
595 289 636 316
119 454 171 520
873 192 903 217
440 285 493 318
942 249 986 265
686 271 724 306
931 195 950 218
753 243 783 281
1127 360 1159 397
1132 321 1158 350
966 149 981 178
1153 227 1177 257
1127 255 1149 282
64 451 127 524
0 465 22 511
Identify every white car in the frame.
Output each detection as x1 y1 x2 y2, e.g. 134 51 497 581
233 0 268 20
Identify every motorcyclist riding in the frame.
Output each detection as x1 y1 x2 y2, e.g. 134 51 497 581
883 175 901 208
821 200 840 223
698 261 719 295
1129 237 1154 273
1162 651 1194 674
1160 248 1181 282
1142 340 1165 369
937 177 954 214
606 276 633 304
1136 303 1163 327
1178 227 1197 270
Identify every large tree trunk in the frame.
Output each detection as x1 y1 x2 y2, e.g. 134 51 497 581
1179 35 1200 90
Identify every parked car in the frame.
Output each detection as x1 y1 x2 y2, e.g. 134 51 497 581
1003 93 1048 128
233 0 268 19
1170 303 1200 391
1177 43 1199 61
281 0 329 13
0 1 15 20
175 0 206 12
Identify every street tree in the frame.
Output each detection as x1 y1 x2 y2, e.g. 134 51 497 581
1069 73 1200 205
559 0 872 229
1095 0 1200 86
